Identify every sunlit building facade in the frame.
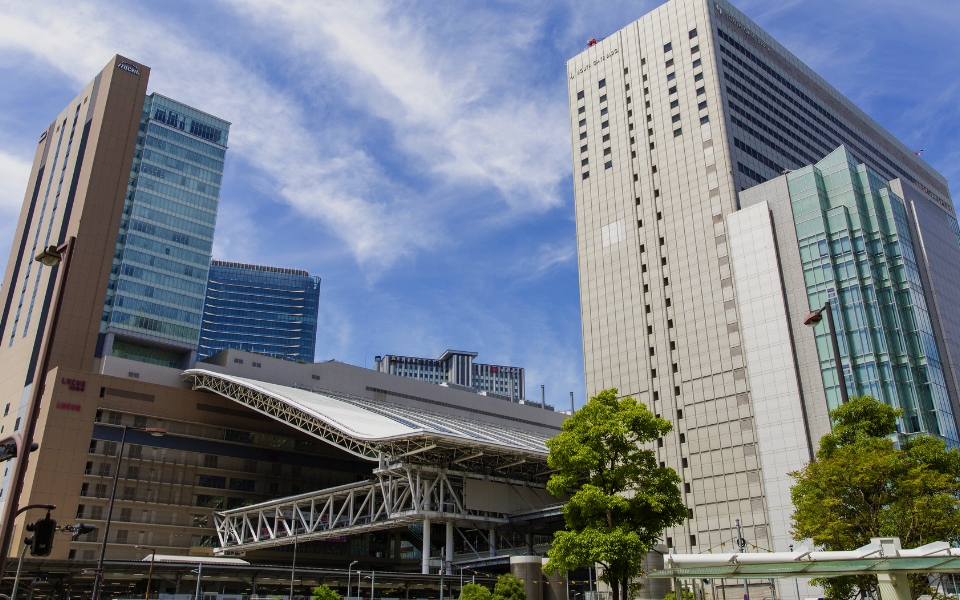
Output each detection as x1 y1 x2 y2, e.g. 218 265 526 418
99 94 230 368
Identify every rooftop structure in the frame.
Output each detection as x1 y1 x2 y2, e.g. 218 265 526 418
376 350 526 401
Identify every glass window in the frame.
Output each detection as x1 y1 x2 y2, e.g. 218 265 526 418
669 86 677 94
689 28 698 39
602 134 610 142
665 59 674 67
600 94 607 103
582 172 590 180
580 145 588 153
671 100 679 108
672 114 681 122
693 59 702 68
605 161 612 169
579 119 586 127
691 45 699 54
598 78 606 88
698 101 707 110
695 72 703 81
577 90 584 100
663 42 672 52
578 106 585 114
700 116 710 124
667 72 676 81
601 107 608 115
581 158 588 166
674 128 682 137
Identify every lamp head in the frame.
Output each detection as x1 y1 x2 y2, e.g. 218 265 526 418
144 428 166 437
803 310 824 327
34 245 63 267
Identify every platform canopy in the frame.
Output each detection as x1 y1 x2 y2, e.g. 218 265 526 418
183 369 552 478
648 539 960 600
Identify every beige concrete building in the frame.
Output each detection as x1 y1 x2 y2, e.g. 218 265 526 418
567 1 955 599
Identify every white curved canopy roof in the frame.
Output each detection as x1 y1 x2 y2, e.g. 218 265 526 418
183 369 552 479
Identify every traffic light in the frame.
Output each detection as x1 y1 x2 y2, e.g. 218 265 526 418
27 513 56 556
71 524 96 541
0 439 38 463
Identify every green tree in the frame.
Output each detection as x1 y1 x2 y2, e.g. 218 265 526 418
459 583 492 600
662 590 695 600
791 395 960 600
543 389 687 600
492 573 525 600
312 584 340 600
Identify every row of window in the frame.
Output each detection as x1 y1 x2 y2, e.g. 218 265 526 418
131 204 215 239
133 189 217 225
718 28 921 190
127 219 213 253
116 278 204 311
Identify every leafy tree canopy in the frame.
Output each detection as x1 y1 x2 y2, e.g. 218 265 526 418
791 395 960 600
459 583 492 600
492 573 525 600
312 584 340 600
544 389 687 600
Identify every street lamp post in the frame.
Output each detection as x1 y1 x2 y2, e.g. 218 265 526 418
289 529 298 600
804 301 850 405
0 238 75 580
91 426 166 600
136 546 158 600
347 561 359 600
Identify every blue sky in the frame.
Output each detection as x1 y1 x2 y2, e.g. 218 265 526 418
0 0 957 408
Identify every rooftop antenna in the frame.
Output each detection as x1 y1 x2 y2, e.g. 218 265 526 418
541 385 545 410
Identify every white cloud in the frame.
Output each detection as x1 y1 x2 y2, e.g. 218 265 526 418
0 149 31 212
0 0 573 274
220 0 572 215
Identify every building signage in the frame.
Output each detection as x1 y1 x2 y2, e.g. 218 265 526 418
55 402 82 412
569 48 619 79
61 377 86 392
116 61 140 76
715 3 769 50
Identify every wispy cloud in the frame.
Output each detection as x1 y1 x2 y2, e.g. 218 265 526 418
0 0 574 274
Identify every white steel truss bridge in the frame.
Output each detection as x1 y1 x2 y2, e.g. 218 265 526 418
213 463 558 573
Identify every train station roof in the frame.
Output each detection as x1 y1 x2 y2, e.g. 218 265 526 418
183 369 552 479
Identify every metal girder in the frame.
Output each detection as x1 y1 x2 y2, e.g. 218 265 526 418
189 372 379 459
214 464 526 554
186 371 551 481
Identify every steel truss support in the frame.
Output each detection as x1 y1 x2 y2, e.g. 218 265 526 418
214 463 538 554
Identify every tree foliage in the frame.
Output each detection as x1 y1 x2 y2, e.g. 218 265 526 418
492 574 525 600
790 395 960 600
312 584 340 600
543 389 687 600
460 583 492 600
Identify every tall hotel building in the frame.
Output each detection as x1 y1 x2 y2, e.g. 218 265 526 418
197 260 321 362
567 0 959 597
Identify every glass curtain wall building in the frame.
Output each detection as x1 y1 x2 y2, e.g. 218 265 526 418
741 147 959 445
197 261 321 362
99 94 230 368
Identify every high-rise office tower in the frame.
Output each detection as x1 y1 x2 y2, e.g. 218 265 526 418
99 94 230 368
197 260 321 362
567 1 957 597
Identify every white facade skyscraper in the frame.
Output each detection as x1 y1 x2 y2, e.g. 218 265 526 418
567 2 958 599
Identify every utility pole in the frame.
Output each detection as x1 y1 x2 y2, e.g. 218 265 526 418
735 519 747 600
